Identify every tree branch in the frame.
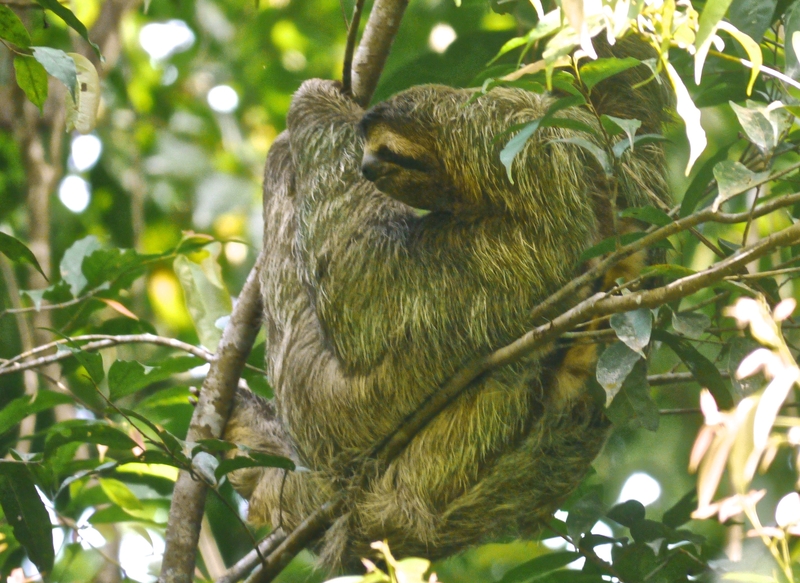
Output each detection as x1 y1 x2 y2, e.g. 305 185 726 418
245 498 343 583
371 220 800 466
350 0 409 106
159 257 264 583
216 530 286 583
0 334 213 375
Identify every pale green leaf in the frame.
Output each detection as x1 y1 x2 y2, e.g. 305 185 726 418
174 243 232 351
65 52 100 134
712 160 769 211
32 46 77 99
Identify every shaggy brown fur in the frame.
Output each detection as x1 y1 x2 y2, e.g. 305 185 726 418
224 37 672 570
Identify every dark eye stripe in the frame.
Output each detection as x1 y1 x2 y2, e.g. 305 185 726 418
376 145 431 173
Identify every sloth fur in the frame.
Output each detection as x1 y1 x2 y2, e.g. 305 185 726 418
224 37 673 569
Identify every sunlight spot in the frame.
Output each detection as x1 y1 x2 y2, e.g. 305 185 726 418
208 84 239 113
119 529 164 583
225 241 249 265
76 508 107 550
281 49 307 72
70 134 102 172
618 472 661 507
58 175 91 213
139 20 195 61
429 23 456 53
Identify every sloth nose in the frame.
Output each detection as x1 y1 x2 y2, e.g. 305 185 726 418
361 152 381 182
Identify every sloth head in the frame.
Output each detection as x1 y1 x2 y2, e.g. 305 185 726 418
358 86 466 213
356 84 580 219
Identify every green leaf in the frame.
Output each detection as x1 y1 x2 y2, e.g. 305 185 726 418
0 461 54 574
671 311 711 339
661 488 697 528
45 420 138 458
712 160 769 211
31 46 77 100
53 338 104 384
630 519 675 543
32 0 100 56
604 114 640 150
651 330 733 409
610 309 652 357
695 0 734 49
728 0 777 42
580 56 640 91
666 62 707 175
98 478 143 511
619 205 672 227
193 438 238 454
612 541 659 581
497 551 581 583
579 231 673 263
173 243 232 351
119 408 189 463
0 391 74 436
566 489 604 542
0 5 31 46
108 356 203 400
606 360 659 431
596 341 641 400
607 499 645 527
0 231 46 278
612 133 669 159
60 235 102 295
500 120 543 183
83 247 154 291
679 142 734 217
787 2 800 80
729 101 788 153
541 116 597 136
214 452 295 479
499 94 586 183
550 137 611 176
13 56 48 111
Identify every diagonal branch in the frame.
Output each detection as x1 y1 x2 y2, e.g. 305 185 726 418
159 255 264 583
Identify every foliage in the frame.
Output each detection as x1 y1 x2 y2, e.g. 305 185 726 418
1 0 800 582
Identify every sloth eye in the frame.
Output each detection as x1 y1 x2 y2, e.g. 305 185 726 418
376 145 431 173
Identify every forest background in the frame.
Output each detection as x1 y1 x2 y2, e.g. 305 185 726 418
2 0 800 582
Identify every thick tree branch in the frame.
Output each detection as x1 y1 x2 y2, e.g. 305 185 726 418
159 257 264 583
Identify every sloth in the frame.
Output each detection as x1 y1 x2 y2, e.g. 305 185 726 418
223 37 672 569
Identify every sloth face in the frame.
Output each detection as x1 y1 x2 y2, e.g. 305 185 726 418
358 122 451 211
358 93 469 214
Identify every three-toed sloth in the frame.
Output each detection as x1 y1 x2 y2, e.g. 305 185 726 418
223 37 672 569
